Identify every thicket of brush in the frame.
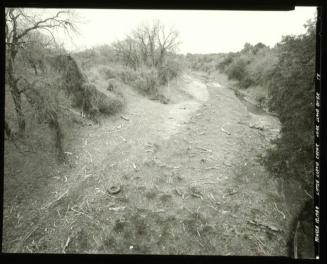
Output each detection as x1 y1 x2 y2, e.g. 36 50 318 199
263 21 315 193
6 37 124 163
50 54 124 120
104 21 182 98
216 20 316 194
76 55 182 105
186 53 225 74
185 19 316 196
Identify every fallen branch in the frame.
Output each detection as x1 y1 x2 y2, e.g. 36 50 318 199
14 225 39 253
205 166 220 170
108 206 126 211
223 161 233 167
41 189 68 210
221 127 231 135
247 219 281 232
196 227 201 237
145 149 154 153
85 150 93 163
152 209 165 213
191 193 203 200
120 135 127 142
132 162 138 171
207 205 218 211
189 177 212 183
105 193 118 199
209 193 216 202
120 115 130 121
70 207 93 220
59 105 81 116
274 202 286 220
174 188 183 197
196 146 212 153
196 181 217 185
304 189 313 199
62 235 71 253
252 234 268 255
223 189 238 197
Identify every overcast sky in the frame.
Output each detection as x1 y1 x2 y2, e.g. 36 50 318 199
49 7 316 54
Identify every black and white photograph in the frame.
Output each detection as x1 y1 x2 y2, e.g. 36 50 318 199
3 6 317 257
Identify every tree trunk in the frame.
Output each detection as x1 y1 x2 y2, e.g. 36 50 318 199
7 49 25 135
11 86 26 134
48 113 65 163
4 120 13 139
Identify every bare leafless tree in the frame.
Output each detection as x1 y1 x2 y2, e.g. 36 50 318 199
5 8 77 135
156 22 180 67
113 21 180 69
113 37 140 70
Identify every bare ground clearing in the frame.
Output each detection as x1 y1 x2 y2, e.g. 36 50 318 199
3 71 291 255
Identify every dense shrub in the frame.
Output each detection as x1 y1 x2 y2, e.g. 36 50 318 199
74 22 183 101
217 43 278 90
117 67 139 84
49 55 124 120
133 67 159 95
186 53 224 73
157 55 183 85
246 47 278 86
74 45 118 70
217 53 237 71
100 67 116 79
94 89 124 116
107 78 121 92
225 55 253 88
214 20 316 194
264 20 316 192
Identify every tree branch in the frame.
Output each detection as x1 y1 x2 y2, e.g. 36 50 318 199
17 10 70 40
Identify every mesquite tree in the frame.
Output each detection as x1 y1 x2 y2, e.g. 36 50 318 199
113 21 180 69
5 8 76 135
